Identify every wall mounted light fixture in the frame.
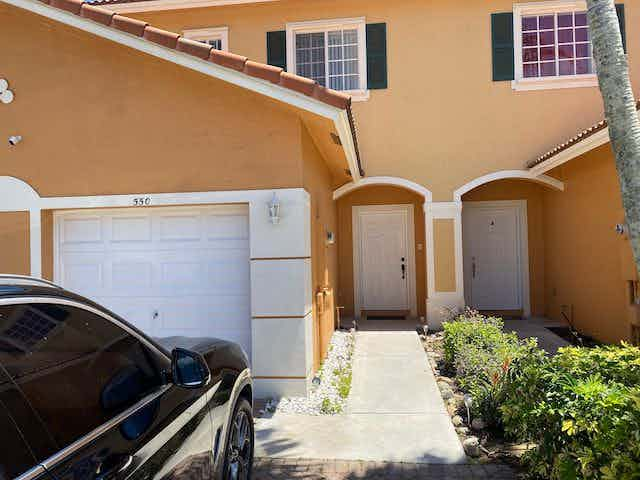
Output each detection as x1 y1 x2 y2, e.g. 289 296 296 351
268 192 281 225
8 135 22 146
0 79 14 105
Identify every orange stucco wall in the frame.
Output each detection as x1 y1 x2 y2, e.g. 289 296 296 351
463 179 546 316
131 0 640 200
336 185 427 319
0 212 30 275
543 145 635 343
1 4 310 199
302 125 338 369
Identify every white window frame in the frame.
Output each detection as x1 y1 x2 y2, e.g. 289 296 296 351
183 26 229 51
286 17 369 101
513 0 598 91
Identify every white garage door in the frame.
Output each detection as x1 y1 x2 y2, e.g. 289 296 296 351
54 205 251 357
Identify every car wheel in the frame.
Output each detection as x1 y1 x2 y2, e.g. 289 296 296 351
224 398 254 480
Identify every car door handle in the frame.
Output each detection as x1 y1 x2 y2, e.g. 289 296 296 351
96 454 133 480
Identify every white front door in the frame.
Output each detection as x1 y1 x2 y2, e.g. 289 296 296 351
54 205 252 356
353 204 416 317
462 201 529 313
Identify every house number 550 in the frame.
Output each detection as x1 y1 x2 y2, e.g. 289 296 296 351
133 197 151 207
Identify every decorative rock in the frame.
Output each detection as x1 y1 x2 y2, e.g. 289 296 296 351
456 426 470 435
463 436 481 457
471 418 487 431
438 376 454 385
451 415 464 427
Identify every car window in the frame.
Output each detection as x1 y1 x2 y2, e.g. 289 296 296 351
0 303 167 451
0 368 39 480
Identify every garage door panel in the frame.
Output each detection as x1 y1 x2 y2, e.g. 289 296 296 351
111 215 152 243
56 205 252 357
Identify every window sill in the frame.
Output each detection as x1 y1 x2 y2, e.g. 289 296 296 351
512 75 598 91
347 90 370 102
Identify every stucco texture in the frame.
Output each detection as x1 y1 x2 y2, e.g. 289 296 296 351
131 0 640 200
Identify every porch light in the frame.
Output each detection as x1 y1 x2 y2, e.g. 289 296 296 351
268 192 281 225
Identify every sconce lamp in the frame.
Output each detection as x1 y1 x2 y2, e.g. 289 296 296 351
0 79 14 105
268 192 280 225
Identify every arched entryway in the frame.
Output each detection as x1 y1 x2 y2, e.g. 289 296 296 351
334 177 431 323
455 172 564 318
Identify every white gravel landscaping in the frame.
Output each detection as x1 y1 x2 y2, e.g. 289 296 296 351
273 329 355 415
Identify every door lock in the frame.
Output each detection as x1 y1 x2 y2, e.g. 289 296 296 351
153 310 159 320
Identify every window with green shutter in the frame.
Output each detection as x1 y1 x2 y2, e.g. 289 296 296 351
366 23 388 89
267 30 287 70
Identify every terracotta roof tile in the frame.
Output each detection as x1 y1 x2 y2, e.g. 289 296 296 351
143 25 179 49
80 3 114 25
176 37 212 59
279 72 316 96
243 61 282 84
50 0 83 14
528 100 640 169
112 14 146 36
26 0 363 176
209 50 247 71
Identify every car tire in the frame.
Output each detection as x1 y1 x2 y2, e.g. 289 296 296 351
223 398 254 480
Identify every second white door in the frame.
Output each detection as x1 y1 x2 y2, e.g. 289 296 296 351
462 201 529 313
353 204 415 317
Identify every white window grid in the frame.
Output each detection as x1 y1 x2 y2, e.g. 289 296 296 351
286 18 368 96
513 1 598 91
521 11 592 79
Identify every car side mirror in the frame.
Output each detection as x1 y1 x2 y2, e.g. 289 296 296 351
171 348 211 389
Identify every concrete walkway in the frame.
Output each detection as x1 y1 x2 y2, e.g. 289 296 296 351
255 330 466 464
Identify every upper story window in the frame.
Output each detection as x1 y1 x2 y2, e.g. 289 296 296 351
513 1 597 90
183 26 229 51
286 18 369 100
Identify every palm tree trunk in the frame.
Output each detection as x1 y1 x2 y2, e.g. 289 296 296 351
586 0 640 276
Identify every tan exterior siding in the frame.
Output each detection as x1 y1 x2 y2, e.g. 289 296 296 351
336 185 426 319
433 219 456 293
1 5 307 199
302 124 338 369
0 212 30 275
132 0 640 200
462 179 546 316
543 146 635 343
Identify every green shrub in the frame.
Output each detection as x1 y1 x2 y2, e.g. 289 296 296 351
501 344 640 479
443 311 535 429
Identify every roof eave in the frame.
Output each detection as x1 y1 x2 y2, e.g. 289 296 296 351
2 0 364 179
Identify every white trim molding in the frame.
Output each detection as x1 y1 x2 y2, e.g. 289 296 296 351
424 201 465 330
529 127 610 175
453 170 564 201
2 0 361 181
286 17 369 102
462 200 531 317
183 26 229 51
352 204 418 319
333 176 433 201
0 175 315 399
102 0 277 13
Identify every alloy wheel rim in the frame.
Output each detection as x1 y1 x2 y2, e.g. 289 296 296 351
227 410 251 480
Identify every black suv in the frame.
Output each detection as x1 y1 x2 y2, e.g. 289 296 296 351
0 275 254 480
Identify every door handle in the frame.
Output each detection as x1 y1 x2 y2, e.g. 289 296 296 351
472 257 477 279
401 257 406 280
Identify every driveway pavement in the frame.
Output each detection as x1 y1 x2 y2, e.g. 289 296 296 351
255 330 466 464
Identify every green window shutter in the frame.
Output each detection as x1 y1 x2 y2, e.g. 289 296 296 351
366 23 388 89
491 12 515 81
616 4 627 53
267 30 287 70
